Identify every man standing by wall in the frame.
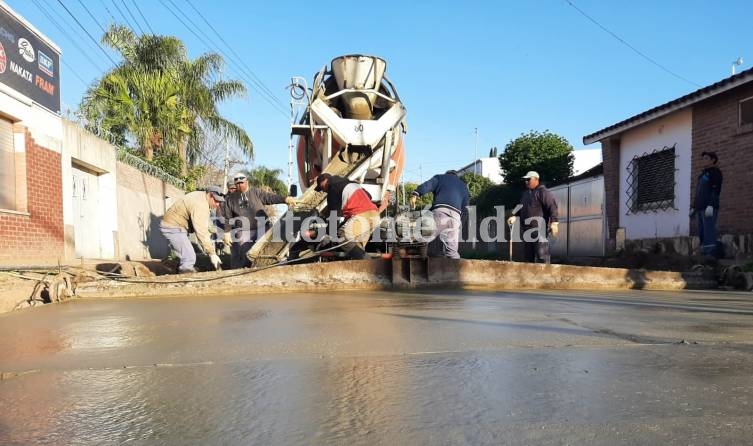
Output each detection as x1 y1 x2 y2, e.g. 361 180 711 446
507 171 558 264
315 173 380 260
221 173 295 269
160 187 225 273
693 151 723 256
410 170 470 260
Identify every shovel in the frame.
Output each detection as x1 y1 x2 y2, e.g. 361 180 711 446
507 219 513 261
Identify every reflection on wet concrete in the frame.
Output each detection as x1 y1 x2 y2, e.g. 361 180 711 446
1 289 753 444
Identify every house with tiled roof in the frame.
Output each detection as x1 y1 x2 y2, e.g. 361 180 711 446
583 67 753 255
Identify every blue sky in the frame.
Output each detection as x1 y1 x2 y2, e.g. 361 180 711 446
7 0 752 184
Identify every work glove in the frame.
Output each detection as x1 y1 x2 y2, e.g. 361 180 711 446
223 233 231 246
704 205 714 218
285 196 297 207
315 235 332 251
409 195 417 208
550 222 559 238
507 216 516 226
210 254 222 271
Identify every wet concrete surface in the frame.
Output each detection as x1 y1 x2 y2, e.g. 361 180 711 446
1 289 753 445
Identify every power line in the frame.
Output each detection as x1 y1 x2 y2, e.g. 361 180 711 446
61 58 91 88
109 0 137 30
185 0 284 105
119 0 145 34
158 0 289 117
98 0 118 23
564 0 700 88
164 0 288 117
31 0 107 72
55 0 119 67
76 0 107 35
130 0 155 34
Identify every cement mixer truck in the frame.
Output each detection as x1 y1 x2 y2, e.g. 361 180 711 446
246 55 417 266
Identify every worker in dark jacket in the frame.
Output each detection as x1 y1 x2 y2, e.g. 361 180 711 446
507 171 558 264
315 173 380 260
410 170 470 259
221 173 295 268
693 151 723 256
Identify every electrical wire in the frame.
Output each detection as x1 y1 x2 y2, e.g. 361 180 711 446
61 58 91 88
564 0 700 88
31 0 107 72
119 0 145 35
159 0 289 118
70 240 354 284
184 0 283 106
55 0 119 67
109 0 137 31
130 0 155 34
75 0 107 35
99 0 118 23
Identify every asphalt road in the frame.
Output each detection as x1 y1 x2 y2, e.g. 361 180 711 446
1 288 752 445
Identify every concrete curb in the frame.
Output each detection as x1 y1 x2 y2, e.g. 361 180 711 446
70 259 716 300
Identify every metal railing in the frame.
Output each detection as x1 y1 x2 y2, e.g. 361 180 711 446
117 148 186 189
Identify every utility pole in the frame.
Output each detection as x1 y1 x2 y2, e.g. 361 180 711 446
474 127 479 175
222 138 230 193
288 106 294 192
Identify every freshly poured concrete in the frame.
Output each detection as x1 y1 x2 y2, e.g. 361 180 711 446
1 289 753 444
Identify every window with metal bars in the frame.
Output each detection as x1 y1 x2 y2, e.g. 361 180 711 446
625 145 676 213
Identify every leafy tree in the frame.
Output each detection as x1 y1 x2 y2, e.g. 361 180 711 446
472 184 523 218
244 166 288 196
400 182 433 209
80 25 253 178
498 130 574 184
460 172 494 202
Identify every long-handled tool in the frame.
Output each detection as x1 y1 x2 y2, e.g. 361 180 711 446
507 218 514 261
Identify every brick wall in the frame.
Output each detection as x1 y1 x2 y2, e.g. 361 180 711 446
692 82 753 235
0 130 64 264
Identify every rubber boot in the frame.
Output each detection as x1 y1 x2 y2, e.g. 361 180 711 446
348 246 367 260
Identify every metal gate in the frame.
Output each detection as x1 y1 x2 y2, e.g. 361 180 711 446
72 164 102 259
549 175 605 257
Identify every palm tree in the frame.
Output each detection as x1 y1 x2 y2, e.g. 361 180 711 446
244 166 287 196
79 25 253 177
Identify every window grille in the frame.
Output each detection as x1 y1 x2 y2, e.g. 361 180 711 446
625 145 677 213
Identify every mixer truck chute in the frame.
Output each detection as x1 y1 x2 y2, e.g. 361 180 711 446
246 55 409 266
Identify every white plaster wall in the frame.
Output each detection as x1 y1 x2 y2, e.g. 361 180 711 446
0 86 62 152
62 121 118 259
619 108 692 239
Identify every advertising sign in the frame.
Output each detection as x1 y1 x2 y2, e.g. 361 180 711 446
0 6 61 113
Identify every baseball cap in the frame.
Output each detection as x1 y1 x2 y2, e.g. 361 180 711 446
233 173 247 182
314 173 331 192
205 186 225 202
522 171 540 179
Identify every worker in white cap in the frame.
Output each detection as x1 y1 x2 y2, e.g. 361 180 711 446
507 171 559 264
